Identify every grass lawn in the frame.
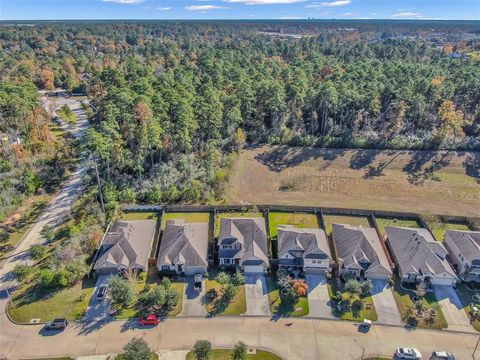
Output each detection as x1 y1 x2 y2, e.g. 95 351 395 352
423 216 471 241
265 275 309 317
57 106 76 124
268 212 320 238
205 279 246 315
323 214 372 235
186 349 282 360
0 195 52 259
121 211 161 221
391 280 447 329
327 281 377 321
215 212 264 236
8 278 95 323
456 282 480 332
375 217 422 237
162 211 211 229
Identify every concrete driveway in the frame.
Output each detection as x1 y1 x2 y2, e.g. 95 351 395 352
305 274 334 318
180 276 206 317
245 274 270 316
433 285 472 332
371 280 402 325
84 275 111 322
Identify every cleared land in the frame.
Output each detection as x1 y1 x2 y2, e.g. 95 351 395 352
226 146 480 216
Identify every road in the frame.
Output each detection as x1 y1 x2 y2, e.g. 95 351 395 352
0 298 479 360
0 95 89 291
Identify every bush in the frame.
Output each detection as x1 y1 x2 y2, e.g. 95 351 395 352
118 337 152 360
35 269 56 288
107 275 135 308
28 245 48 260
193 340 211 360
233 341 248 360
13 264 34 283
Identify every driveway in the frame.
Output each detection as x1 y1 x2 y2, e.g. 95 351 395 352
84 275 111 323
433 285 472 332
245 274 270 316
371 280 402 325
305 274 334 318
180 276 206 317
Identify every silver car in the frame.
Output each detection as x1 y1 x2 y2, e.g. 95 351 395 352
395 347 422 360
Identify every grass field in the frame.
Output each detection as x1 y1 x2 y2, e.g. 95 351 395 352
327 281 377 321
375 217 422 237
268 212 320 238
186 349 282 360
323 214 372 235
215 212 264 236
205 279 247 315
121 211 160 221
226 146 480 216
162 212 211 229
8 279 95 323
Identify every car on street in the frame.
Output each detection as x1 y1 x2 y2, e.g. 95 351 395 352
194 273 203 292
139 314 160 326
44 318 68 331
96 285 107 301
431 351 455 360
395 347 422 359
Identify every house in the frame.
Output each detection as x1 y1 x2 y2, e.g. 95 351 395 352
333 223 392 280
445 229 480 282
386 226 457 286
218 217 269 274
157 219 208 276
277 225 332 275
94 220 156 275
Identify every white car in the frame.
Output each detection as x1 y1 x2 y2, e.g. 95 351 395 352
395 347 422 359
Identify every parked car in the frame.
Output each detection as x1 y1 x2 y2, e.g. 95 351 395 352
395 348 422 359
139 314 160 326
44 318 68 331
360 319 372 329
194 273 203 292
431 351 455 360
96 285 107 301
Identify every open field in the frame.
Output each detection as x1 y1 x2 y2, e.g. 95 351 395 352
225 146 480 216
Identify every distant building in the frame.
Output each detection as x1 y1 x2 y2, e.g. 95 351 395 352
445 229 480 282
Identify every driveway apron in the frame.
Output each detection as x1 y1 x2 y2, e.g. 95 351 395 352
371 279 402 325
305 274 335 318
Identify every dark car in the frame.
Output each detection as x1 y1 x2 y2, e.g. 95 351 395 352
96 285 107 301
44 318 68 331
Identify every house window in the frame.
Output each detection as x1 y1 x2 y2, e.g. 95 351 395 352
221 258 232 265
162 265 170 271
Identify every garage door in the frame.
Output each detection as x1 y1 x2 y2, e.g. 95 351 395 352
431 277 455 286
244 265 265 274
184 266 206 276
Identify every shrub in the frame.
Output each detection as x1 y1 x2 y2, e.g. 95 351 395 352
107 275 135 308
118 337 152 360
35 269 56 288
13 264 34 283
193 340 211 360
233 341 248 360
231 270 245 287
344 279 361 295
28 245 48 260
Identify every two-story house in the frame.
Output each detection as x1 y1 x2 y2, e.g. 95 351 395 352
277 225 332 275
333 223 392 280
218 217 269 274
444 229 480 282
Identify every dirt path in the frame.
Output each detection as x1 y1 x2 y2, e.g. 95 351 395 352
226 145 480 216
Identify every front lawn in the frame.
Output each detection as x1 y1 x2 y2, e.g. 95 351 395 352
186 349 282 360
323 214 372 235
215 212 263 236
327 280 377 321
375 216 422 237
205 279 246 315
266 275 309 317
391 280 447 329
456 282 480 332
7 278 95 323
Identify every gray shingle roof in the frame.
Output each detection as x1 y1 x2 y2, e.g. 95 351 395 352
277 225 331 260
218 217 268 265
157 219 208 268
445 229 480 265
333 223 392 275
386 226 456 277
95 220 156 271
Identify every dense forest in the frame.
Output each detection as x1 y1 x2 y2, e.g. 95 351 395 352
1 20 480 209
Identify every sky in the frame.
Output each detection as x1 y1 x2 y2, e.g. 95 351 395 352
1 0 479 21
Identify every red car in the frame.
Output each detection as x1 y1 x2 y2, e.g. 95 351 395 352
139 314 160 326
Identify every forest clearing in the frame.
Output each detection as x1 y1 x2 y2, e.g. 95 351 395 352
225 145 480 216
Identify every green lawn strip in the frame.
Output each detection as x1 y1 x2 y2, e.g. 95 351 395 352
0 195 52 259
121 211 160 221
265 275 309 317
161 212 211 229
8 278 95 323
57 107 77 124
205 279 246 315
327 280 377 321
323 214 372 235
456 282 480 332
429 221 470 242
215 212 264 237
186 349 282 360
268 212 320 238
375 217 422 237
391 280 447 329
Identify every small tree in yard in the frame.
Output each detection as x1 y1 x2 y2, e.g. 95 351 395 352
119 337 152 360
232 270 245 287
344 279 361 295
165 288 179 309
140 285 166 310
215 271 230 286
28 245 48 260
193 340 211 360
415 281 427 299
360 280 373 298
107 275 135 308
223 282 239 302
233 341 248 360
